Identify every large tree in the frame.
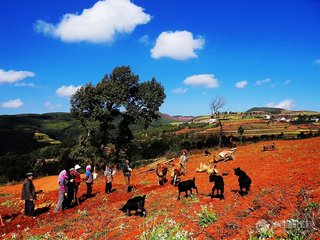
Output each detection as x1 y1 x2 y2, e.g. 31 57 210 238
209 96 228 147
70 66 166 165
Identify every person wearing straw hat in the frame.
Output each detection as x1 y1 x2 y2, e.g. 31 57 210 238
21 172 36 216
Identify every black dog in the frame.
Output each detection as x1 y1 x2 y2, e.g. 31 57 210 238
209 173 224 199
177 177 198 200
120 195 146 217
234 167 251 195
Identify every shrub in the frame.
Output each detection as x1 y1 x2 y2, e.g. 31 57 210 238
198 205 217 227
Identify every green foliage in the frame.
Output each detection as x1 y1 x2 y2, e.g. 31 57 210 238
198 205 217 227
0 200 14 207
70 66 166 164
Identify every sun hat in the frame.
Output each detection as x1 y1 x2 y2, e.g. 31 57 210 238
26 172 33 177
75 164 81 170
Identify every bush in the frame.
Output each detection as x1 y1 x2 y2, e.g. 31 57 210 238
198 205 217 227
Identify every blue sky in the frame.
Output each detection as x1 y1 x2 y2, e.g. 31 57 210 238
1 0 320 116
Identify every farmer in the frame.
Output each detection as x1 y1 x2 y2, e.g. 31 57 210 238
71 164 81 205
66 168 75 208
179 149 188 175
104 163 114 194
84 165 93 198
21 172 36 217
122 159 132 192
54 170 68 213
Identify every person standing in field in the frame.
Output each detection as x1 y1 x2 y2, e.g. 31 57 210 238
72 164 81 205
66 168 75 208
54 170 68 213
21 172 36 217
122 159 132 192
179 149 188 175
84 165 93 198
104 163 114 194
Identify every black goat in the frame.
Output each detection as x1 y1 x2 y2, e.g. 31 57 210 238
177 177 198 200
209 173 224 199
120 195 146 217
234 167 251 195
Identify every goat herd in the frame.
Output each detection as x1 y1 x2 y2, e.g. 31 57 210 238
121 162 252 217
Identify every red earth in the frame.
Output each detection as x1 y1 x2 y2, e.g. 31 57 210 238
1 137 320 239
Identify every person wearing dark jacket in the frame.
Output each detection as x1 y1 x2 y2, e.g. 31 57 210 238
21 172 36 217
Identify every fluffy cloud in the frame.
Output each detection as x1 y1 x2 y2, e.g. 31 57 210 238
313 59 320 65
151 30 205 60
255 78 271 86
235 80 248 89
266 99 295 110
0 69 35 84
1 99 24 109
172 87 188 94
183 74 219 88
34 0 151 43
56 85 81 97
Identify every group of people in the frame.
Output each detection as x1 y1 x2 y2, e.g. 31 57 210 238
21 159 134 216
103 159 133 194
54 164 83 213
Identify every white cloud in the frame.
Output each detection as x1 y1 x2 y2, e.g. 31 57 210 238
56 85 81 97
151 30 205 60
34 0 151 43
1 99 24 109
313 59 320 65
44 101 61 110
0 69 35 84
283 80 290 86
255 78 271 86
172 87 188 94
14 82 36 87
235 80 248 89
266 99 295 110
183 74 219 88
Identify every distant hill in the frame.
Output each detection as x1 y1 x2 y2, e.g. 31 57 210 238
157 113 194 123
0 112 184 155
246 107 319 115
172 115 194 122
0 112 82 155
246 107 284 114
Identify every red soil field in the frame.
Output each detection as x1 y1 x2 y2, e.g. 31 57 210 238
1 137 320 239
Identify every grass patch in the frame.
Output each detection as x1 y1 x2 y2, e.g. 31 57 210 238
181 196 199 205
139 218 191 240
0 200 14 207
198 205 217 227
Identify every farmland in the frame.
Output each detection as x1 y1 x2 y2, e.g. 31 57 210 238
0 137 319 239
